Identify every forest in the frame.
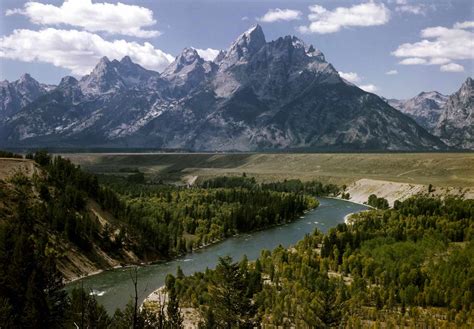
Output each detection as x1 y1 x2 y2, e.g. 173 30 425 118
98 174 318 258
167 196 473 328
0 151 328 327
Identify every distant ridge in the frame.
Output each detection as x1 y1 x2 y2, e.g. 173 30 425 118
389 77 473 150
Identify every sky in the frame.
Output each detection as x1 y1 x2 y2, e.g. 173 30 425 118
0 0 473 99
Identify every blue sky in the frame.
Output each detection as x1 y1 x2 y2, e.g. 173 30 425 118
0 0 472 99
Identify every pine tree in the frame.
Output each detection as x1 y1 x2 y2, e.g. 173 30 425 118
165 274 183 328
207 256 257 328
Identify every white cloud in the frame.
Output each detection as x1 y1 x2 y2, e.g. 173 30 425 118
399 57 451 66
428 57 451 65
454 21 474 29
392 0 432 16
392 22 473 72
258 8 302 23
386 70 398 75
360 84 378 93
241 16 249 21
338 71 378 93
0 28 174 75
194 48 220 61
396 5 426 15
440 63 464 72
399 57 427 65
5 0 160 38
298 2 390 34
338 71 361 83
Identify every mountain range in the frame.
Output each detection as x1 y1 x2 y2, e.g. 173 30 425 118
0 25 471 151
388 77 473 150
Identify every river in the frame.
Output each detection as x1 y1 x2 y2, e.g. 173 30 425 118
66 198 368 313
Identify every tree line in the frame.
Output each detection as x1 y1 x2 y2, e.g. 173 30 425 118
201 175 340 197
96 174 319 259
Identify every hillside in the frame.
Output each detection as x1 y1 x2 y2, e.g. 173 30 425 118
0 156 140 281
0 152 328 281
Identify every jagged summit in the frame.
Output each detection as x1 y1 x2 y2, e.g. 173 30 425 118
214 50 227 63
58 76 78 87
0 73 48 119
181 48 201 63
237 24 266 48
221 25 266 67
162 47 216 95
94 56 111 72
15 74 43 90
120 56 133 64
163 48 202 75
460 77 473 94
19 73 34 82
78 55 160 94
388 90 448 130
281 35 326 61
163 48 204 74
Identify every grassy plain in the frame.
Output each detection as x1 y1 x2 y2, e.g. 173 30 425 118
63 152 474 188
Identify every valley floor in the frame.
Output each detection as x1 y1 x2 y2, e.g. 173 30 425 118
65 152 474 203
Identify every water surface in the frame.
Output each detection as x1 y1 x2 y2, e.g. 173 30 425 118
66 198 368 313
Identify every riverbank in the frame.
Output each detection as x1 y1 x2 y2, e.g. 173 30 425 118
141 198 368 328
344 178 472 207
55 177 473 284
324 197 374 225
65 205 317 284
142 285 201 328
65 198 367 313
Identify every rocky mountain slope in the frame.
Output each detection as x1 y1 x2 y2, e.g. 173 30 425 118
0 74 53 120
387 91 448 130
435 77 473 149
389 78 473 149
0 25 447 151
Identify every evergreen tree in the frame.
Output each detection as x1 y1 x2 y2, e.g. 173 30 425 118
207 256 257 328
165 274 183 328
